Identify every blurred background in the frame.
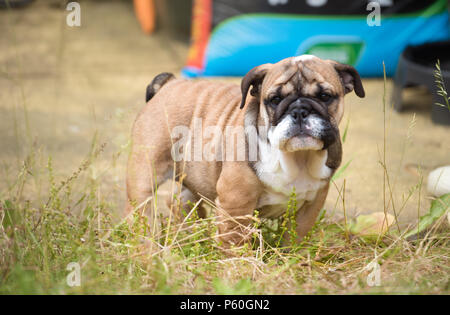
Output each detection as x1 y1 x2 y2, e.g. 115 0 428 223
0 0 449 225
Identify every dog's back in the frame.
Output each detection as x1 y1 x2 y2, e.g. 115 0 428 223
142 74 245 132
127 74 248 210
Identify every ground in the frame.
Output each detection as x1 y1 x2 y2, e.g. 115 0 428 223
0 0 448 294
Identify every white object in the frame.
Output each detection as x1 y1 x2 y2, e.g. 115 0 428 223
427 166 450 197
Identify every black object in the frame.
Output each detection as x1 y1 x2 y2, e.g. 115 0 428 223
392 40 450 125
0 0 33 9
212 0 437 27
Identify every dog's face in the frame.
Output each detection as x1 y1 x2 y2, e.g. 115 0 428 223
241 55 365 152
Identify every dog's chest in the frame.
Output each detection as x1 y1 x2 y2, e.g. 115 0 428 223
254 143 330 218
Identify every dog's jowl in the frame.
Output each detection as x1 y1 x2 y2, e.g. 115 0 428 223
126 55 365 249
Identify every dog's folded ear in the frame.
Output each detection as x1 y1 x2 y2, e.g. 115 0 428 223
332 62 365 98
240 64 272 109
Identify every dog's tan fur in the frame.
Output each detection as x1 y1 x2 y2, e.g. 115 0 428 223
126 56 364 248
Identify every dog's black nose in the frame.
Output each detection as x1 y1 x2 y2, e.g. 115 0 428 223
291 105 311 123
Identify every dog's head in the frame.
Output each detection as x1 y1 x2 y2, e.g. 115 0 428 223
241 55 365 152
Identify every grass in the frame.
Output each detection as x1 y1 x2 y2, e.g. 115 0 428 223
434 60 450 112
0 150 448 294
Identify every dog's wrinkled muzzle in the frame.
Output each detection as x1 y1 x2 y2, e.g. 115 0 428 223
274 97 337 149
274 97 328 124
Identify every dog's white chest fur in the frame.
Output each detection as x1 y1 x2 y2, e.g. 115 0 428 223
255 139 332 218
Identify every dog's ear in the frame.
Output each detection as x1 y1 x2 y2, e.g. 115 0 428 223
332 62 365 98
240 64 271 109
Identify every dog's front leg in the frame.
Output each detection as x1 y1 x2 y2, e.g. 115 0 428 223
293 183 330 243
290 134 342 242
291 135 342 244
214 162 262 250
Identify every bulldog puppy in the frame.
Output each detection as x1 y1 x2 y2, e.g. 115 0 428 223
126 55 365 248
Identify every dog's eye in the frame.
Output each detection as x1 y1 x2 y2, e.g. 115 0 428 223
318 92 332 103
270 96 282 106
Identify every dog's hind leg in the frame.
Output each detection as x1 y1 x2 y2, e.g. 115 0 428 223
125 140 174 231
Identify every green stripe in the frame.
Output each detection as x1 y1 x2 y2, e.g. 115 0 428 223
212 0 447 36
